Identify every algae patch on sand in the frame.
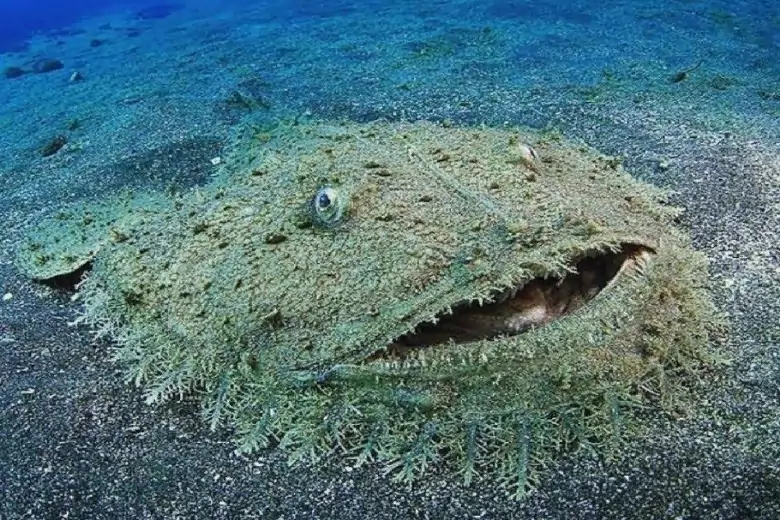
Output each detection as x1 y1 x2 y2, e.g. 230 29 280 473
17 120 722 496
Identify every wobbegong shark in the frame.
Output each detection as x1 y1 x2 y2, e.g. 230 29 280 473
17 120 721 496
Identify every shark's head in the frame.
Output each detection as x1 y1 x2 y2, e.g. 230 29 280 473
17 120 721 495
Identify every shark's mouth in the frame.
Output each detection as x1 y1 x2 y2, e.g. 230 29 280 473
382 245 653 358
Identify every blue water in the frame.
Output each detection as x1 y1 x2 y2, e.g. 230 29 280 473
0 0 154 52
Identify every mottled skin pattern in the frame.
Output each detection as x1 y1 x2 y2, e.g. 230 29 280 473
17 120 721 496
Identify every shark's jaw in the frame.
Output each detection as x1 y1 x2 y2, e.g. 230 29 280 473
381 244 653 357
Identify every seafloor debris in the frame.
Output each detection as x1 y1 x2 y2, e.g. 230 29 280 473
670 59 703 83
3 66 25 79
40 135 68 157
31 58 64 74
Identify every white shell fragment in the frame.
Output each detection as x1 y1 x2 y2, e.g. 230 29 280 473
514 142 540 172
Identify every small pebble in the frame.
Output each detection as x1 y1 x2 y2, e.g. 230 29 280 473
210 156 222 165
2 293 12 301
512 142 540 172
264 233 287 244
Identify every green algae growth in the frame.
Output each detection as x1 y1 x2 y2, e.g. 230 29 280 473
17 120 722 497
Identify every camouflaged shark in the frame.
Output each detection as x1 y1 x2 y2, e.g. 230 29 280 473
17 120 721 496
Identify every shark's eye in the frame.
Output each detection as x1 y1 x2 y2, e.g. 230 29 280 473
311 186 348 227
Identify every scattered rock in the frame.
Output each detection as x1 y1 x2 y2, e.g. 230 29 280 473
3 66 25 79
41 135 68 157
217 78 273 122
264 233 287 244
224 88 271 111
514 142 540 172
31 58 64 74
89 38 105 48
758 89 780 101
710 74 739 91
136 3 183 20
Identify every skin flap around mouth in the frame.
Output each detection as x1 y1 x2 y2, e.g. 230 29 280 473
373 244 654 360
